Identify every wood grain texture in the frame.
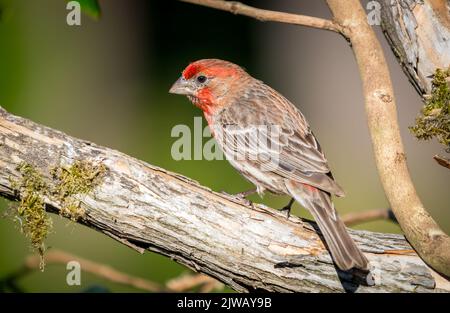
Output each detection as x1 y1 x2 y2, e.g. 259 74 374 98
0 107 448 292
380 0 450 97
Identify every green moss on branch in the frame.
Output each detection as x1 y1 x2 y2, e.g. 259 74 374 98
13 163 52 270
9 160 106 269
51 160 106 221
410 68 450 151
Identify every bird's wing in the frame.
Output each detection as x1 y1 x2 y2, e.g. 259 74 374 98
216 82 345 196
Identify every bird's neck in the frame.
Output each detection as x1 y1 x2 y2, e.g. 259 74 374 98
203 111 215 128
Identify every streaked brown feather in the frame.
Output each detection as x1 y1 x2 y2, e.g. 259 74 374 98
214 79 345 197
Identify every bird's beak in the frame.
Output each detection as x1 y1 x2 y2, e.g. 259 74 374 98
169 76 194 95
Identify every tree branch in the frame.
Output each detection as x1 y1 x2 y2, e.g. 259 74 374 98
342 208 396 226
7 250 168 292
380 0 450 98
2 249 221 292
0 107 449 292
434 155 450 170
179 0 347 37
326 0 450 277
167 273 223 292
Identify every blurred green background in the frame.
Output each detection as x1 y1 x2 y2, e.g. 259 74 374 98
0 0 448 292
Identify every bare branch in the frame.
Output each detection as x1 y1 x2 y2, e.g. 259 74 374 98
167 273 223 292
379 0 450 97
8 250 167 292
21 250 222 292
342 209 396 226
179 0 347 37
434 155 450 170
1 107 449 292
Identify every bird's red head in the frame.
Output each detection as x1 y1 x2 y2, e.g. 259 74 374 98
169 59 248 114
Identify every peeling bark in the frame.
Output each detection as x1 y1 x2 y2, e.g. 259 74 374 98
380 0 450 98
0 107 448 292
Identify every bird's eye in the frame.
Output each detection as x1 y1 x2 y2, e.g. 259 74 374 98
196 75 207 84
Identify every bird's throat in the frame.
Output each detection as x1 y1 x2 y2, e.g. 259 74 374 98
188 88 218 129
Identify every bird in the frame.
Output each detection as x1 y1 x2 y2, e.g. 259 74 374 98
169 59 369 271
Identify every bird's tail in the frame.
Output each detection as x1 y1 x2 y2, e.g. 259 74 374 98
285 180 369 271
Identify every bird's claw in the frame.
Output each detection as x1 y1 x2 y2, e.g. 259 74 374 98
242 198 254 208
280 198 295 220
280 206 291 219
220 190 255 208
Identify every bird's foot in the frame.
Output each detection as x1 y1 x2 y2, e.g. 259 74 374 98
280 206 291 219
221 188 256 208
280 198 295 219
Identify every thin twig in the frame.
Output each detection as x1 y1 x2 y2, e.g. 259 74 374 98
342 208 397 226
23 250 168 292
0 250 225 293
180 0 347 37
434 155 450 170
12 250 222 293
166 273 224 292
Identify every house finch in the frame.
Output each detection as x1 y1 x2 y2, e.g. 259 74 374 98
169 59 369 271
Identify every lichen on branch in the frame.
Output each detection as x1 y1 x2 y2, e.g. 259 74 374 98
51 160 106 221
11 163 52 270
8 160 106 269
410 68 450 151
